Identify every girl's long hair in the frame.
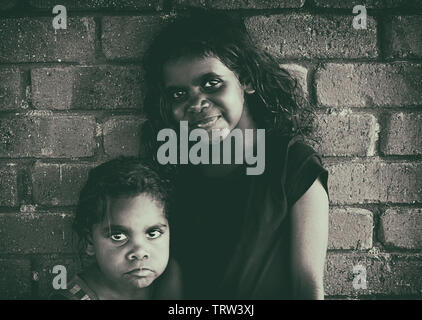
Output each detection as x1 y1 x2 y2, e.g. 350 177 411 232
142 10 315 161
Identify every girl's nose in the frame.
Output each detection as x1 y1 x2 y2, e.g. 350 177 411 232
127 244 149 261
187 92 210 113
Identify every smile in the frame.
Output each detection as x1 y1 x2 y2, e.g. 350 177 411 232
192 115 221 128
156 121 266 175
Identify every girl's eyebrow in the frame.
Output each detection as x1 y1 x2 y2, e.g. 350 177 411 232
101 224 130 235
165 85 185 93
199 71 222 79
102 223 168 235
196 72 223 84
146 223 168 230
165 72 223 90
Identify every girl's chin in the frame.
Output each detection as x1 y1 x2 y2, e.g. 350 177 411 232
207 127 231 144
188 125 232 144
126 276 154 289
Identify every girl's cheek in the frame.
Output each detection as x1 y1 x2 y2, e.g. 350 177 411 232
172 105 185 121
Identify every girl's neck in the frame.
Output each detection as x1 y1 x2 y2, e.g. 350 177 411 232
82 264 152 300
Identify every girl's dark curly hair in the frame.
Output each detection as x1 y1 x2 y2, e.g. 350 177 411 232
142 10 315 159
73 157 172 254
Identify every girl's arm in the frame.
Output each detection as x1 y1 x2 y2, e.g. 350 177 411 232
290 177 329 299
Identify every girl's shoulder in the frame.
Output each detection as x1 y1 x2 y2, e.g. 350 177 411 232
265 131 328 205
265 131 320 165
265 132 312 167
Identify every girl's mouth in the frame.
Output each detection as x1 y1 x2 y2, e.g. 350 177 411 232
193 115 221 128
125 268 154 277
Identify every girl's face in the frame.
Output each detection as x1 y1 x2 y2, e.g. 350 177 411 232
162 56 255 138
89 194 169 293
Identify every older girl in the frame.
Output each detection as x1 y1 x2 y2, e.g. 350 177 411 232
142 11 329 299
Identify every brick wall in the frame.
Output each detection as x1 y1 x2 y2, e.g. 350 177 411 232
0 0 421 299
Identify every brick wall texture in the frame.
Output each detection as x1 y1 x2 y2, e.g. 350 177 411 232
0 0 421 299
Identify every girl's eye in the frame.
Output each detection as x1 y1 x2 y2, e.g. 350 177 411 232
110 233 128 242
203 79 222 89
171 90 186 101
147 229 163 239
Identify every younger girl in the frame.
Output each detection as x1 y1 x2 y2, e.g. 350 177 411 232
52 157 181 300
143 11 329 299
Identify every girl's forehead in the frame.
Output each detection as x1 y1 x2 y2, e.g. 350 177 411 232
162 56 235 87
98 195 167 228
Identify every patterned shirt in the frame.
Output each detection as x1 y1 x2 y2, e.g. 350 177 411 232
50 275 98 300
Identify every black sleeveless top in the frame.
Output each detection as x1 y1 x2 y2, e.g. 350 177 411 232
171 133 328 299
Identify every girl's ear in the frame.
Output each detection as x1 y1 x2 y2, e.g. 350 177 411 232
85 235 96 256
243 82 255 95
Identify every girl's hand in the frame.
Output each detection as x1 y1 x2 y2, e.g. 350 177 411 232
290 177 329 299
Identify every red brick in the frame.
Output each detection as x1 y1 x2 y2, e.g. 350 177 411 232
0 164 18 207
316 63 422 108
329 208 373 250
327 161 422 204
0 212 74 254
103 117 143 157
325 252 422 296
245 14 377 59
380 208 422 249
102 16 164 60
0 258 32 299
0 17 95 63
0 0 19 10
389 16 422 59
32 162 94 206
175 0 305 9
313 0 383 8
314 112 379 156
0 67 26 110
33 254 81 299
381 112 422 156
0 114 96 158
384 0 422 8
31 66 143 110
315 0 422 9
28 0 163 10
